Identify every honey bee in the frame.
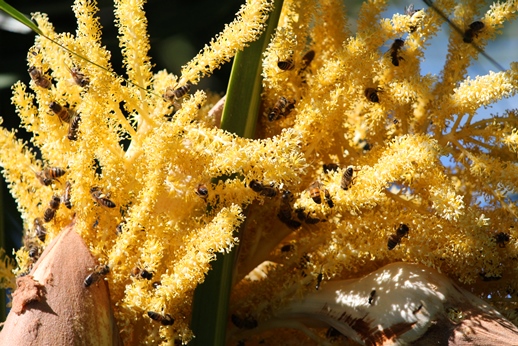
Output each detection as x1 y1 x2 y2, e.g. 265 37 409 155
295 208 320 224
323 189 334 208
231 314 258 330
131 266 153 280
389 39 405 66
195 183 209 200
28 66 52 89
364 87 381 103
67 113 81 141
24 236 41 261
43 208 55 223
115 221 125 235
315 267 323 290
49 195 61 209
147 311 175 326
90 187 116 208
368 290 376 305
69 66 90 87
35 167 66 186
33 218 47 242
277 190 301 229
249 180 277 198
152 281 162 289
308 181 322 204
49 101 73 123
268 97 296 122
387 223 409 250
163 83 191 101
84 264 109 287
340 166 356 190
63 181 72 209
323 163 339 174
405 4 422 33
277 57 295 71
463 21 484 43
495 232 511 248
300 50 315 71
280 244 294 252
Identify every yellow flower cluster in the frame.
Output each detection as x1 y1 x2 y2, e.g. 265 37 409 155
0 0 517 344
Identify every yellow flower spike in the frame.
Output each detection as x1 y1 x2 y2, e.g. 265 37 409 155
181 0 274 86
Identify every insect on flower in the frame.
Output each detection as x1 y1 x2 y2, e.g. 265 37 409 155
35 167 66 186
268 96 296 122
340 166 357 190
300 50 315 71
365 87 381 103
277 56 295 71
323 188 334 208
463 21 484 44
49 101 73 123
249 180 277 197
131 266 153 280
84 264 109 287
277 190 301 229
195 183 209 200
495 232 511 248
67 113 81 141
163 83 191 101
28 66 52 89
147 311 174 326
404 4 422 33
33 217 47 242
389 39 405 66
63 181 72 209
323 163 339 173
90 187 116 208
387 223 410 250
69 66 90 87
308 181 322 204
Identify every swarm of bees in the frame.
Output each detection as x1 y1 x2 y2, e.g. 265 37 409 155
35 166 66 186
387 223 410 250
90 187 116 208
84 264 110 287
277 190 302 229
268 96 296 122
389 39 405 66
249 180 277 197
147 311 175 326
28 66 52 89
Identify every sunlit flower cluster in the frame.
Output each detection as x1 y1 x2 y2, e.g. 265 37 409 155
1 0 518 344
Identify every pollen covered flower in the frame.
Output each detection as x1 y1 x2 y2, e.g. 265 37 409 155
1 0 518 344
